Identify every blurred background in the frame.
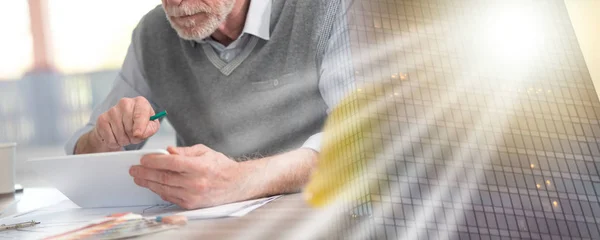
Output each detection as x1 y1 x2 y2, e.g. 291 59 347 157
0 0 598 182
0 0 175 183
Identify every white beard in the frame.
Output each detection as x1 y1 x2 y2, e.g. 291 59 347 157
163 1 234 41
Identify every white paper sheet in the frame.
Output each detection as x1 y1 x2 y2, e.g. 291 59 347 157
173 195 281 219
0 195 281 239
27 149 171 208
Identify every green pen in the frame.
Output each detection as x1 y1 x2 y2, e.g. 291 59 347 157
149 110 168 121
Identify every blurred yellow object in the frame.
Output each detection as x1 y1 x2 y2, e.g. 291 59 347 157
304 80 395 207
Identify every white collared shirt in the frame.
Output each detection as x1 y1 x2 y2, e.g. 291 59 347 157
198 0 271 63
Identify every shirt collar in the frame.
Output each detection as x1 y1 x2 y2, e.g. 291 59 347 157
194 0 271 45
242 0 271 41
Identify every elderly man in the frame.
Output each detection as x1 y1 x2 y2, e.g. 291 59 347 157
66 0 353 209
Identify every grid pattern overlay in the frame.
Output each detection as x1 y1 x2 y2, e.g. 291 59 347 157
329 0 600 239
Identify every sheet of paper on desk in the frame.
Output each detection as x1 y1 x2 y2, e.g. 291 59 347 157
131 195 282 219
173 195 282 219
0 195 281 239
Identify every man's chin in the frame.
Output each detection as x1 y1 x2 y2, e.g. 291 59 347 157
176 32 206 41
171 26 212 41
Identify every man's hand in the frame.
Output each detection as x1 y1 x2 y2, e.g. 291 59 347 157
129 145 250 209
75 97 160 154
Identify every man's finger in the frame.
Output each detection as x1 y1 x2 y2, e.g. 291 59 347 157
141 179 190 201
132 97 153 138
119 99 138 144
141 120 160 139
167 144 212 156
140 154 190 173
129 166 193 188
97 117 119 149
108 109 130 147
133 177 148 188
160 195 192 209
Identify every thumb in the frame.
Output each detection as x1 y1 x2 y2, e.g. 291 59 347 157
141 120 160 139
167 144 211 156
166 146 179 155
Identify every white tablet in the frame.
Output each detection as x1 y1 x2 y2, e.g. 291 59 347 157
27 149 171 208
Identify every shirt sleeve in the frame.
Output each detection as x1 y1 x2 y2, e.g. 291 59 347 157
301 0 355 153
64 42 157 155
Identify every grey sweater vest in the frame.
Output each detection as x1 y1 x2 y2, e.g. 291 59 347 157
133 1 336 158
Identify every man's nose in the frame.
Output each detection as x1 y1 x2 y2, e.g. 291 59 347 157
165 0 183 6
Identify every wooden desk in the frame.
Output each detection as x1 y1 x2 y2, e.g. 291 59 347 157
0 188 334 239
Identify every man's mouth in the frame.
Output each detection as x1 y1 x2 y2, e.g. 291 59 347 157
172 12 199 19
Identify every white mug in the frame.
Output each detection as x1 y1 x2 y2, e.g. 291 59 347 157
0 143 16 194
